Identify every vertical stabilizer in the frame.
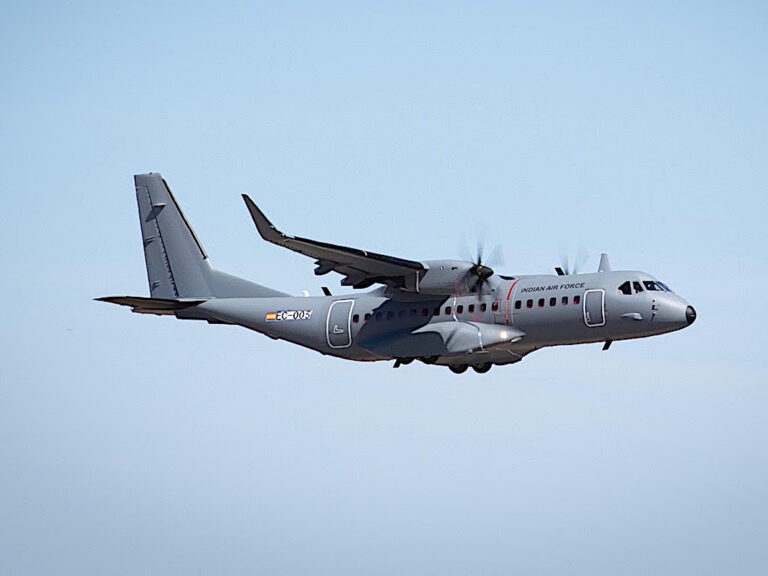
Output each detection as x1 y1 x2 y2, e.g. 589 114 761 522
135 173 211 297
134 173 287 299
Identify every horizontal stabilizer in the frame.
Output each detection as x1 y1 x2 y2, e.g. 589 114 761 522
96 296 206 315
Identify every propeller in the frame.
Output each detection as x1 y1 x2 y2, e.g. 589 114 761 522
459 236 505 297
556 245 590 275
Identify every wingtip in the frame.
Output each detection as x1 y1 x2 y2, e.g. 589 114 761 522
241 197 283 242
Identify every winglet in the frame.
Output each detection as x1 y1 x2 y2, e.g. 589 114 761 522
242 195 287 244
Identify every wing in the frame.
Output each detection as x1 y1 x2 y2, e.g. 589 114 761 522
242 195 426 290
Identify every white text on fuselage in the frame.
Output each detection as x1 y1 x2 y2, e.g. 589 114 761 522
520 282 585 293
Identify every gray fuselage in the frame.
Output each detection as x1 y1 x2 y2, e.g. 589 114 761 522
191 270 694 368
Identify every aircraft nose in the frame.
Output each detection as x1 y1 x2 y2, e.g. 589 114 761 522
686 305 697 325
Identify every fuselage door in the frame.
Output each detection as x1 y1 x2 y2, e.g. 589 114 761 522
327 299 354 348
583 289 606 327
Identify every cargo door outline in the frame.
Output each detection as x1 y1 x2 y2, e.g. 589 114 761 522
327 299 354 348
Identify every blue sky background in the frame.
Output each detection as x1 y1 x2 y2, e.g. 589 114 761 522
1 1 766 574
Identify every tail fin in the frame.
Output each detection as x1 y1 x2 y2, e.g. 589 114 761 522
135 173 287 298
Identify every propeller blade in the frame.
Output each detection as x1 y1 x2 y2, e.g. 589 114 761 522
557 245 590 275
485 243 505 268
475 231 486 266
558 245 570 275
573 246 590 275
457 236 473 263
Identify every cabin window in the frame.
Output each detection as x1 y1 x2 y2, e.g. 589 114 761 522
480 303 487 312
353 314 359 324
434 308 440 317
398 310 406 319
386 311 394 320
515 300 521 310
410 309 417 318
375 312 382 321
526 299 533 308
457 305 464 314
549 297 556 307
468 304 475 313
538 298 545 307
562 296 568 305
574 295 581 305
492 302 499 312
364 313 371 322
445 306 452 315
422 308 429 317
618 281 631 295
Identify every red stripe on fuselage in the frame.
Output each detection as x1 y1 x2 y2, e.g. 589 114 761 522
505 279 520 325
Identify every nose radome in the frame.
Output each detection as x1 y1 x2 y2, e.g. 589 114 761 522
686 306 697 325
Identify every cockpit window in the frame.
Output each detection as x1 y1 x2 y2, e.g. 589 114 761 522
632 281 644 294
618 281 631 295
658 281 673 292
643 280 663 291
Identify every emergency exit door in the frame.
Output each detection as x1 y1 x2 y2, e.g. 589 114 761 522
327 300 354 348
583 289 606 327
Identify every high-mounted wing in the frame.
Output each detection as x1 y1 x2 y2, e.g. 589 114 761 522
242 195 426 290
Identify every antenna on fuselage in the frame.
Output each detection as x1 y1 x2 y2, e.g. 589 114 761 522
598 253 611 272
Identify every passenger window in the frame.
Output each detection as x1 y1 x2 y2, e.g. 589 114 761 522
538 298 544 307
410 309 417 318
398 310 406 319
633 281 643 293
434 308 440 317
457 305 464 314
526 299 533 308
386 311 394 320
492 302 499 312
445 306 452 315
468 304 475 313
562 296 568 305
515 300 521 310
480 303 487 312
375 312 382 321
353 314 359 324
364 313 371 322
422 308 429 317
549 297 556 307
574 295 581 305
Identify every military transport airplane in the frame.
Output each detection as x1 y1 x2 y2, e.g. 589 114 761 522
98 173 696 374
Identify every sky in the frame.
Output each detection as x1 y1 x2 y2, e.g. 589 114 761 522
1 1 767 574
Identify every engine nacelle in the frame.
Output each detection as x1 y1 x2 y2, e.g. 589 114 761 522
417 260 477 295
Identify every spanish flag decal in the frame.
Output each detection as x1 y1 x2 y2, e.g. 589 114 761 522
265 312 277 321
